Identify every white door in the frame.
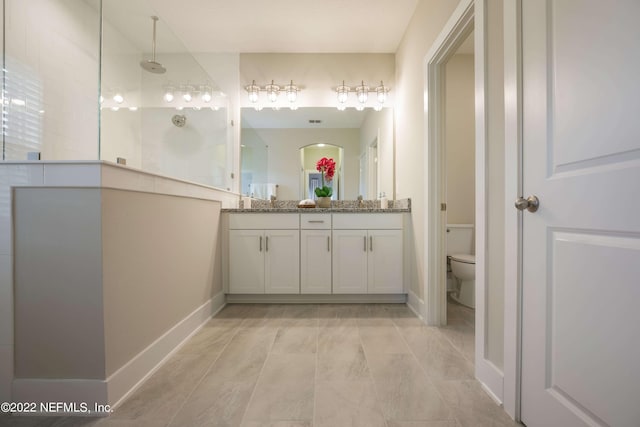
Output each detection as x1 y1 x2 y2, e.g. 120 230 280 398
332 229 368 293
367 230 403 294
229 230 265 294
301 230 332 294
520 1 640 426
264 229 300 294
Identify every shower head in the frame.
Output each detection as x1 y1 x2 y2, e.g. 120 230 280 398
140 59 166 74
140 16 166 74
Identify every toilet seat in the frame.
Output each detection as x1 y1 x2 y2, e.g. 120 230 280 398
450 254 475 264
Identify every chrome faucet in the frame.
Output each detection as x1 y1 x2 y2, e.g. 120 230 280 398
270 195 277 208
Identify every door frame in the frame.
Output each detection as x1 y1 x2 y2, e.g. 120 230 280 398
422 0 505 405
423 0 474 325
368 137 379 199
503 0 523 420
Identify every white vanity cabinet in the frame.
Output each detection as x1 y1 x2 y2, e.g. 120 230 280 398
332 213 404 294
228 214 299 294
300 213 332 294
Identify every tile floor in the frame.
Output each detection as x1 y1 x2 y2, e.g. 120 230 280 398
0 303 520 427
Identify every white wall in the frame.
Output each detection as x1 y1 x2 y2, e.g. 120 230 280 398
2 0 100 161
446 54 475 225
241 128 360 200
395 0 461 300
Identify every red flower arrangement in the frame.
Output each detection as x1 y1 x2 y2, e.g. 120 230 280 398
315 157 336 197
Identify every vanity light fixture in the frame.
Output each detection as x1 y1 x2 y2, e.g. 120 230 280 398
244 80 302 106
163 85 175 102
182 85 194 103
356 81 369 104
201 85 212 103
113 92 124 104
334 80 391 110
246 80 260 103
265 80 279 103
336 81 349 104
376 81 389 104
337 104 346 111
285 80 299 103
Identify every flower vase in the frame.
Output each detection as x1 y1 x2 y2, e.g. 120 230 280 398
317 197 331 208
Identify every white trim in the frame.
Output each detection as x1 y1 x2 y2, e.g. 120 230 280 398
480 377 504 406
477 358 505 405
108 293 226 409
472 0 506 405
503 0 523 421
423 0 475 327
407 290 425 321
423 0 505 405
225 293 407 304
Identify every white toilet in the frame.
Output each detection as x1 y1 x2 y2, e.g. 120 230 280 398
446 224 476 308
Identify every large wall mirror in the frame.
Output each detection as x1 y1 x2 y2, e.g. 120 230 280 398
241 107 394 200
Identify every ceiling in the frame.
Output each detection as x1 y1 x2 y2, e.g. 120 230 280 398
103 0 420 54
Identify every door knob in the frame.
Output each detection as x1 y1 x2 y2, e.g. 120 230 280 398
515 195 539 213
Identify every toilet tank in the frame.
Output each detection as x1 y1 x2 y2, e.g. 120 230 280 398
446 224 474 255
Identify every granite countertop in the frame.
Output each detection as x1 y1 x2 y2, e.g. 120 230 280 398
222 207 410 213
222 198 411 213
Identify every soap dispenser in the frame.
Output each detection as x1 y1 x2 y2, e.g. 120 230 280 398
379 192 388 209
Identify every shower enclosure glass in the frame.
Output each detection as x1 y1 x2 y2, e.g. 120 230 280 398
1 0 102 161
100 0 233 189
1 0 233 192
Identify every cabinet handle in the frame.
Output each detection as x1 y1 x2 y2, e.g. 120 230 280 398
327 236 330 252
266 236 269 252
364 236 367 252
308 220 324 223
259 236 262 252
370 236 373 252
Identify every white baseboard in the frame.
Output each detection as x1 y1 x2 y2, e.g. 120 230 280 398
407 290 425 322
12 293 226 416
476 358 504 406
225 293 407 304
108 292 225 408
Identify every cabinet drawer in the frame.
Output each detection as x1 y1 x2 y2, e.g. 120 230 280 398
229 213 299 229
300 213 331 229
332 213 403 229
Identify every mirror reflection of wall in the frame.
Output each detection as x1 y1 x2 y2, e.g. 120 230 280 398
240 107 393 200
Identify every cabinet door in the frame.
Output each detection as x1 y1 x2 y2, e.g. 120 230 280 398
332 229 368 294
367 229 403 293
300 230 332 294
229 230 265 294
264 229 300 294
